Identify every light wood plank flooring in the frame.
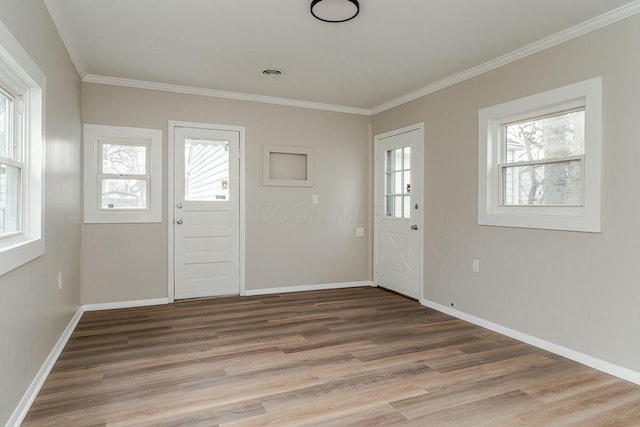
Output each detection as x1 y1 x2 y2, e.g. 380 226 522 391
23 287 640 426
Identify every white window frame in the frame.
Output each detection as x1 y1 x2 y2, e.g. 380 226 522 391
83 124 162 223
478 77 602 232
0 20 46 276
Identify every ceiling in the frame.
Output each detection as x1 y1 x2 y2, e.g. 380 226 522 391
46 0 640 114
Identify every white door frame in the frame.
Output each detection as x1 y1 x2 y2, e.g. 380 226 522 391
373 122 424 301
168 120 246 302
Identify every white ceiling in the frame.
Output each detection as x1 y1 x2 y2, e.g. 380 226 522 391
46 0 640 113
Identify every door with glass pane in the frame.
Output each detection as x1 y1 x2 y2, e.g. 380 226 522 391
375 126 423 300
174 126 240 299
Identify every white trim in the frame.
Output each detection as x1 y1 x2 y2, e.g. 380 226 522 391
239 129 246 297
167 121 246 301
373 123 424 141
244 281 375 296
370 1 640 114
5 307 83 427
83 124 163 224
82 298 168 312
168 123 175 302
421 298 640 386
0 16 46 276
373 123 425 301
83 74 371 116
44 1 640 116
43 0 87 79
478 77 602 232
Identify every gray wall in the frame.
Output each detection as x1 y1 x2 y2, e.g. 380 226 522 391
0 1 82 425
372 14 640 373
81 83 372 304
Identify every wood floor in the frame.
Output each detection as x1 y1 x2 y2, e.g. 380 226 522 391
24 287 640 426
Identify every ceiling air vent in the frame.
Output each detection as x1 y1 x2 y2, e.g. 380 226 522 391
262 69 284 77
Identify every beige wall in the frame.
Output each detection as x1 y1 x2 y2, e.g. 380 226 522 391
81 83 371 304
0 1 82 425
372 14 640 373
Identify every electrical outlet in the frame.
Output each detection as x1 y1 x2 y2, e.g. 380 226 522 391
312 195 319 205
472 259 480 273
57 272 63 290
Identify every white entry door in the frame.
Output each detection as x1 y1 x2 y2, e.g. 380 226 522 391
375 125 424 300
173 126 240 299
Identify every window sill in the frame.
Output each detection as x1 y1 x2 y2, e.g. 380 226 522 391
84 211 161 224
478 210 601 233
0 236 44 276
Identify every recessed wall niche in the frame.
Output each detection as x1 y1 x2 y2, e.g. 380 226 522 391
262 145 314 187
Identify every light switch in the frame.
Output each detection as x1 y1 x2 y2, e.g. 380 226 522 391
312 194 319 205
356 227 365 237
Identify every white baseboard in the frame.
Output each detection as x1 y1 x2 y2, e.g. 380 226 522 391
243 281 375 296
83 297 169 311
6 307 84 427
421 298 640 386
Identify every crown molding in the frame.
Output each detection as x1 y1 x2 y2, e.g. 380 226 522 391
370 0 640 115
46 0 640 116
43 0 87 79
82 74 372 116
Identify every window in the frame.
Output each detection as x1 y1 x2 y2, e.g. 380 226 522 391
99 139 149 210
0 21 46 276
385 146 411 219
84 124 162 223
478 77 602 232
0 87 22 238
502 109 585 206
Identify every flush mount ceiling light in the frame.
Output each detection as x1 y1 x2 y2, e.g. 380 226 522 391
310 0 360 23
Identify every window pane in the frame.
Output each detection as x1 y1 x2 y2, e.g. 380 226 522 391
101 179 147 209
505 110 585 163
101 143 147 175
0 162 21 235
393 171 403 194
386 149 393 172
403 147 411 170
403 195 411 219
385 171 393 195
0 90 13 158
385 195 394 217
386 148 403 172
502 160 582 206
185 139 229 201
394 195 402 218
394 148 403 171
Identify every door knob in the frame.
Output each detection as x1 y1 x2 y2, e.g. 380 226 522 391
176 218 183 225
410 224 418 230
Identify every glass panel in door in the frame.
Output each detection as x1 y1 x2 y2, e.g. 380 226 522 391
384 146 412 218
184 139 230 201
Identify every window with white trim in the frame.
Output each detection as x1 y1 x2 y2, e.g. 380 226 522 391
478 77 602 232
84 125 162 223
0 21 46 276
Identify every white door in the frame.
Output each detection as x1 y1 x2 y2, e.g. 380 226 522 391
174 126 240 299
375 125 424 300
